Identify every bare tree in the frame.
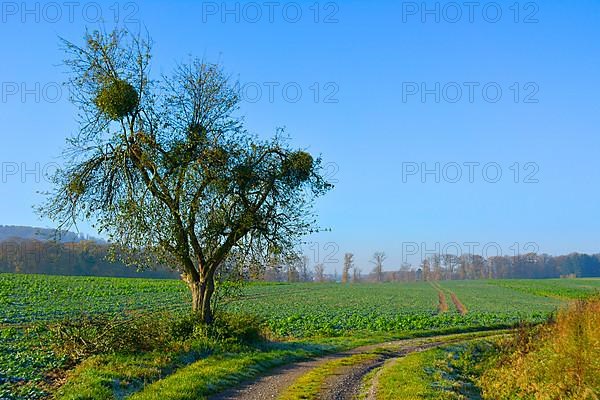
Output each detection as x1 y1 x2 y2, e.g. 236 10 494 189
398 262 413 281
247 260 264 281
352 266 361 283
314 263 325 282
371 251 387 282
342 252 354 283
458 254 469 280
299 255 311 282
432 254 442 281
286 257 300 283
443 254 458 280
264 254 283 282
421 258 431 281
471 255 485 280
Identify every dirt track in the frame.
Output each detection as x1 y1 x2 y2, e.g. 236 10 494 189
318 341 450 400
210 331 505 400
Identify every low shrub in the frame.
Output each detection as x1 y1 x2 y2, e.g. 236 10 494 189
48 311 175 361
195 312 266 343
48 311 266 362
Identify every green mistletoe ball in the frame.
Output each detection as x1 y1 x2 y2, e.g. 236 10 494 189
94 79 139 120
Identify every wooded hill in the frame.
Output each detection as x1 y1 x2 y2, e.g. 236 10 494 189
0 236 178 279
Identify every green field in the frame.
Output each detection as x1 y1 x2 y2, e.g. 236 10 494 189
1 274 599 399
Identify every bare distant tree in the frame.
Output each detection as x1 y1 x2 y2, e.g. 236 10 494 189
247 259 264 281
471 255 485 280
432 254 442 281
299 255 311 282
421 258 431 281
286 257 300 282
458 254 469 280
314 263 326 282
342 253 354 283
371 251 387 282
443 254 458 280
264 253 283 282
352 266 361 283
398 262 413 281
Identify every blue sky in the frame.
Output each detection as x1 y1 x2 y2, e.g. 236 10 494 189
1 0 599 272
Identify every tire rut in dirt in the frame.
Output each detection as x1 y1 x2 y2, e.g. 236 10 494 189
319 358 383 400
319 342 446 400
449 292 468 315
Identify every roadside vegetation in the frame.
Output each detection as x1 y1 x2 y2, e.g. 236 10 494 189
368 340 496 399
54 313 326 400
480 296 600 399
367 296 600 400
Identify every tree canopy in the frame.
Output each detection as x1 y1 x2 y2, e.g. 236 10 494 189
41 28 332 322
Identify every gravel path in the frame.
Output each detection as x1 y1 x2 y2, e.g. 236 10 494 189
210 354 345 400
210 341 396 400
320 340 458 400
361 357 397 400
209 332 503 400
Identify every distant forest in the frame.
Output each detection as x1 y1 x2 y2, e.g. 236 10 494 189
403 252 600 282
259 252 600 283
1 233 599 281
0 238 178 279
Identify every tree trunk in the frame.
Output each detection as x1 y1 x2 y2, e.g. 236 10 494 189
190 273 215 324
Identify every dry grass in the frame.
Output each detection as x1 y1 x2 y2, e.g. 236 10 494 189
438 290 449 313
430 282 449 314
480 297 600 399
449 292 468 316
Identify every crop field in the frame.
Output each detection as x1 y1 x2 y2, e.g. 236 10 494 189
226 281 567 337
486 278 600 299
0 275 190 324
2 274 599 330
1 274 600 399
3 275 592 334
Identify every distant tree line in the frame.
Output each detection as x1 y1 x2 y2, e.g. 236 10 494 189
417 253 600 281
391 253 600 282
246 253 314 282
3 239 599 282
255 251 600 283
0 238 178 279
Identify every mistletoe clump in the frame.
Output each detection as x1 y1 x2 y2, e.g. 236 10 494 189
94 79 139 120
283 151 314 185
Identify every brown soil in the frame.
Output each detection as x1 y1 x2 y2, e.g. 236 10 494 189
450 292 468 315
429 282 449 313
437 290 449 313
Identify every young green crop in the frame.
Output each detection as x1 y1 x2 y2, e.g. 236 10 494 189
1 274 597 399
